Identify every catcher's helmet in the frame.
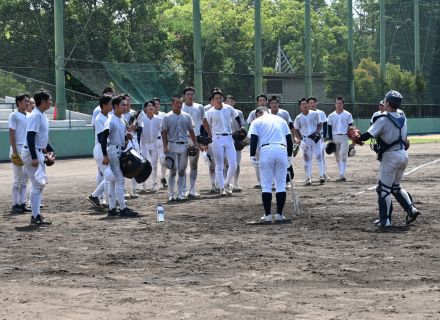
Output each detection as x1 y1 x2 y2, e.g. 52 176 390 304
384 90 403 108
325 142 337 155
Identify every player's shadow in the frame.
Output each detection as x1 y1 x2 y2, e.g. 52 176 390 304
97 214 144 221
15 225 46 232
369 225 411 233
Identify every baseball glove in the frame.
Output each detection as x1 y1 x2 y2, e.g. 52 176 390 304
44 154 55 166
308 132 321 143
196 135 212 146
325 141 336 155
187 145 198 157
10 153 24 166
232 128 247 142
234 137 249 151
347 126 364 145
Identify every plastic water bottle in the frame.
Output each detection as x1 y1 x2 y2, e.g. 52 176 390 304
156 203 164 222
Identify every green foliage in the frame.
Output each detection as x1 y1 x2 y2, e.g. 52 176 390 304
0 71 27 98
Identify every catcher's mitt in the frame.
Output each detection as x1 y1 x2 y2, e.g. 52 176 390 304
196 135 212 146
187 145 198 157
44 153 55 166
10 153 24 166
347 126 364 145
292 142 300 157
325 142 336 155
308 132 321 143
232 128 247 142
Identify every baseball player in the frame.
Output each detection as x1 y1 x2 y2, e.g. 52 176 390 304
153 98 169 189
268 95 295 189
247 94 268 189
327 97 354 181
248 107 293 221
91 87 114 202
353 90 420 227
204 89 241 196
138 100 162 192
182 86 210 198
203 96 218 193
225 95 245 191
27 97 35 113
87 95 113 209
122 93 140 198
9 94 31 214
100 95 138 217
308 97 328 181
293 98 324 185
162 95 197 201
370 100 386 125
21 89 55 225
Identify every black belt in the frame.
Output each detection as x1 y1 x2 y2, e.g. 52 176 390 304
215 133 231 136
261 143 286 148
23 146 43 152
170 141 186 144
335 134 347 135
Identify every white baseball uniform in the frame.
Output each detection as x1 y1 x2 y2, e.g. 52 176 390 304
327 110 353 177
91 112 110 202
205 104 238 189
315 108 328 176
155 111 168 182
21 107 50 218
9 110 29 206
270 108 292 124
293 110 324 179
104 115 128 211
138 111 162 189
247 109 260 185
248 114 289 193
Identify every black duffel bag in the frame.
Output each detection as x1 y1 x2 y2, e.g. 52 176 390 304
120 148 146 179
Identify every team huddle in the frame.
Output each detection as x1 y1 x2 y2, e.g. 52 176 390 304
7 86 420 227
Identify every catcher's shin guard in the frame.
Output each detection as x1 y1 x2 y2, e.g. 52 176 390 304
391 184 417 215
376 181 393 226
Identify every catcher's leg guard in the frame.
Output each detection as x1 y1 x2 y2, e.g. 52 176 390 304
391 184 420 224
376 180 393 226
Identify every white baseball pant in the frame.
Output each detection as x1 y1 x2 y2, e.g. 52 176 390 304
92 145 109 202
168 142 189 196
21 148 45 218
212 135 236 189
107 145 126 210
332 134 349 176
10 145 29 206
301 137 324 179
259 144 288 193
141 140 159 188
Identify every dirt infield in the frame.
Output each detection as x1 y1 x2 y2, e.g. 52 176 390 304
1 143 439 319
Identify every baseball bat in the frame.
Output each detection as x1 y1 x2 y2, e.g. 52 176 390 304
288 166 300 215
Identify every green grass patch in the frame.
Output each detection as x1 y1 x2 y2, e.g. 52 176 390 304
408 138 440 144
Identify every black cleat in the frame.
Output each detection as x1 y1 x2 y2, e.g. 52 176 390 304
160 178 168 188
87 195 102 209
20 204 32 213
119 207 138 217
11 204 24 214
406 211 420 225
107 208 118 217
30 215 52 225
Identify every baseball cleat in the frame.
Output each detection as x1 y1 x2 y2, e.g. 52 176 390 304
100 202 109 208
176 194 188 201
405 211 420 225
319 176 326 184
160 178 168 188
107 208 118 216
188 189 200 198
253 183 261 189
275 213 286 221
151 184 159 193
260 214 272 222
325 174 331 181
168 195 176 202
11 204 24 214
119 207 138 217
209 185 217 194
124 193 131 200
286 182 292 190
373 218 392 227
30 215 52 225
304 178 312 186
225 185 233 196
87 195 102 209
233 184 242 192
219 188 227 196
20 204 32 213
336 176 346 182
